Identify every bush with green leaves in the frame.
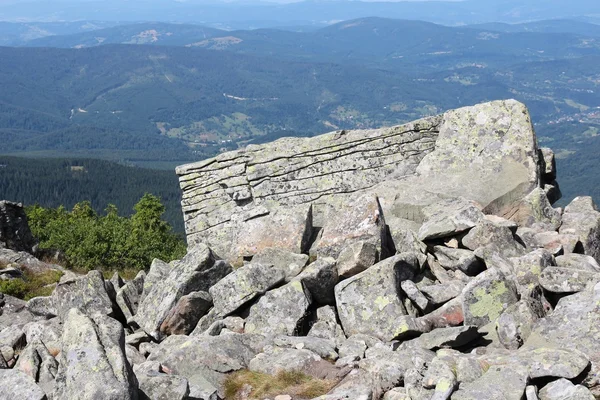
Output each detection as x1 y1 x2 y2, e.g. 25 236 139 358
26 194 187 271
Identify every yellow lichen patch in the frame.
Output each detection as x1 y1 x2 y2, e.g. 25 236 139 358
469 281 508 321
374 296 391 311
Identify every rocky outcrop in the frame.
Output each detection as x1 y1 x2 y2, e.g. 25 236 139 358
4 100 600 400
177 100 541 262
0 201 36 253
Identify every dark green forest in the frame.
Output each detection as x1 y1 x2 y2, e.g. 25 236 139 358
0 156 184 233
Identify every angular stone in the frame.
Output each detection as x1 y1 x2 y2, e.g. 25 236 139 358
115 270 145 322
249 345 322 375
334 253 419 341
251 247 309 282
539 267 600 293
293 257 338 305
15 340 58 395
307 306 346 348
463 219 527 259
134 361 190 400
418 197 484 241
453 364 528 400
555 253 600 272
540 147 557 181
538 378 594 400
432 246 482 276
26 296 57 319
496 300 540 350
420 281 465 307
403 326 480 350
0 369 46 400
208 262 285 317
53 308 138 400
337 241 378 279
244 281 312 336
338 336 367 360
273 335 338 360
141 258 171 304
509 249 555 294
401 280 429 312
559 196 600 263
462 268 519 327
125 344 146 367
359 344 415 396
505 188 562 231
524 282 600 389
159 291 212 336
0 200 36 252
135 245 231 339
52 270 114 321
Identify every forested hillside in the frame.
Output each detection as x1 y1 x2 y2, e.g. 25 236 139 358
0 156 184 233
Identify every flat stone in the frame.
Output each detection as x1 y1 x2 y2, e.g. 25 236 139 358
555 253 600 272
159 291 212 336
0 369 46 400
273 335 337 360
538 378 594 400
248 346 322 375
337 241 379 279
402 326 480 350
418 197 484 241
251 247 309 282
432 246 482 276
452 364 528 400
539 267 600 293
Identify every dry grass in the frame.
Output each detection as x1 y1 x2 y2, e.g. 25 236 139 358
223 369 335 399
0 267 63 300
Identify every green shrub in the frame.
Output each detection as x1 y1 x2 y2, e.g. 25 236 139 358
26 193 187 272
0 278 27 298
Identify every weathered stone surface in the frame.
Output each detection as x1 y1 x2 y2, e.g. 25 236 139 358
539 267 600 293
0 369 47 400
0 200 36 252
135 245 231 339
251 247 309 282
293 257 338 305
555 253 600 272
359 345 415 397
401 280 429 312
53 308 138 400
496 300 540 350
313 194 392 260
273 335 338 360
249 345 322 375
335 253 419 341
141 258 171 304
524 282 600 389
559 196 600 262
418 197 484 241
402 326 480 350
134 361 190 400
159 291 212 336
209 262 285 317
538 378 595 400
452 364 528 400
244 281 312 336
15 340 58 396
337 241 379 279
52 270 114 321
504 188 562 231
147 333 265 397
307 306 346 347
509 249 555 294
432 246 482 275
540 147 557 182
462 268 519 327
179 100 540 262
420 281 465 307
462 219 527 260
115 270 145 322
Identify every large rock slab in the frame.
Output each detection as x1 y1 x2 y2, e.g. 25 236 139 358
0 369 47 400
53 308 138 400
178 100 540 260
51 270 114 321
334 253 419 341
559 196 600 263
135 245 231 339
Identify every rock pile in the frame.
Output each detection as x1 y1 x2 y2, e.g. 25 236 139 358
1 100 600 400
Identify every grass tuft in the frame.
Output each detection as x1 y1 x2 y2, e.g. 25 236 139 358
0 267 63 300
224 369 335 399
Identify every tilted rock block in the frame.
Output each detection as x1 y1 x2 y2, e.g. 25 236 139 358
177 100 541 262
559 196 600 263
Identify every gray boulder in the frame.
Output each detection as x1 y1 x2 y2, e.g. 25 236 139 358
293 257 338 305
244 280 312 336
52 270 114 321
432 246 482 276
334 253 419 341
133 361 190 400
538 378 595 400
452 364 528 400
462 268 519 327
115 270 146 322
53 308 138 400
273 335 338 360
140 258 171 304
0 369 47 400
251 247 309 281
539 267 600 293
559 196 600 263
418 197 484 241
307 306 346 347
462 219 527 260
337 241 379 279
14 340 58 396
208 262 285 317
159 291 212 336
135 245 231 339
0 200 36 252
555 253 600 272
505 188 561 231
248 345 322 375
509 249 555 295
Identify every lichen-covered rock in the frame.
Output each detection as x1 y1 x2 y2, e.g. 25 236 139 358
462 268 519 327
251 247 309 282
401 326 480 350
307 306 346 347
15 340 58 396
358 344 415 396
209 262 285 317
273 335 338 360
337 241 379 279
559 196 600 263
115 270 145 322
555 253 600 272
504 188 562 231
432 246 482 276
334 253 419 341
53 308 138 400
135 245 231 339
400 280 429 312
159 291 212 336
452 364 528 400
539 267 600 293
133 361 190 400
312 194 392 260
418 197 484 241
496 300 541 350
462 219 527 260
248 345 322 375
0 369 47 400
509 249 555 294
244 280 312 336
141 258 171 304
0 200 36 252
52 270 114 321
538 378 595 400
